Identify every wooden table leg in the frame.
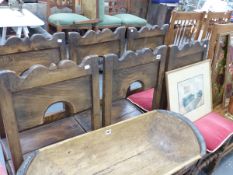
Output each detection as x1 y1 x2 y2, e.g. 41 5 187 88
0 27 7 45
16 26 23 38
23 26 29 38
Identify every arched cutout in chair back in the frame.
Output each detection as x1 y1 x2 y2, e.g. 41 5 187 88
126 80 144 97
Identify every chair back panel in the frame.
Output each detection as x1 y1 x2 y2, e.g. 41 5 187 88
166 11 205 47
202 11 232 40
0 33 66 75
69 27 126 64
167 40 209 71
109 0 130 15
103 47 167 126
47 0 75 14
0 59 99 132
81 0 99 19
208 23 233 59
127 25 168 51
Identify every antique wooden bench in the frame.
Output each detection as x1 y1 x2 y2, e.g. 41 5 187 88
68 27 126 64
0 58 101 173
127 24 168 51
16 110 206 175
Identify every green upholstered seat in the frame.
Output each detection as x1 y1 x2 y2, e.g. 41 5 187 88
114 14 147 27
48 13 91 26
96 15 122 27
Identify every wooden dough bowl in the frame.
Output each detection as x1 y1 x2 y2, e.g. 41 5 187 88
17 110 205 175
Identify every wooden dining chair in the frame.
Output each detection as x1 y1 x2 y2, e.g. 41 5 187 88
68 26 126 64
208 23 233 59
108 0 147 27
0 58 101 172
127 40 209 111
165 11 205 47
127 24 168 51
202 11 232 40
101 47 167 126
47 0 99 32
0 32 66 139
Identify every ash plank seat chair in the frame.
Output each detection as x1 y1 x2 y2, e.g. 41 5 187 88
69 26 126 64
202 11 232 40
0 59 101 173
101 47 167 127
108 0 147 27
47 0 99 32
127 40 209 111
0 32 66 138
208 23 233 60
127 24 169 51
17 110 206 175
165 11 205 47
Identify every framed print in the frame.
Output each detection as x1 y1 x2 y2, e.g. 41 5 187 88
166 60 212 121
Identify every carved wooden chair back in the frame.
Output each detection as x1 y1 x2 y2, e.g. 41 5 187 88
166 11 205 47
0 33 66 138
47 0 75 16
160 40 209 108
202 11 232 40
69 27 126 64
127 25 168 51
0 33 66 75
208 23 233 59
109 0 130 15
0 59 101 170
103 46 167 126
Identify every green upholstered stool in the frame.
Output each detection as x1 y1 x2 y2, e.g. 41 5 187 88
95 15 122 28
114 14 147 27
48 13 92 29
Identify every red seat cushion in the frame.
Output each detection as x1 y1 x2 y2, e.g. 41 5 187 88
127 88 154 111
195 112 233 153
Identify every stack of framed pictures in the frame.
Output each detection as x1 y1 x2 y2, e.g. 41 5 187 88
166 60 212 121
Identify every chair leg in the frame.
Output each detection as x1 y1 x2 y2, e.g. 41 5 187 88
56 26 63 32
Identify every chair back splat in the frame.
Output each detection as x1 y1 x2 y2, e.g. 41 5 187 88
69 27 126 64
0 33 66 138
160 40 209 109
0 59 101 171
166 11 205 47
127 24 168 51
103 46 167 126
202 11 232 40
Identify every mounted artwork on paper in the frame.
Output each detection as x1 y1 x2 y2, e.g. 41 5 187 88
166 60 212 121
178 75 204 114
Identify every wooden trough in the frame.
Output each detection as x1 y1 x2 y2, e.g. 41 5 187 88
17 110 205 175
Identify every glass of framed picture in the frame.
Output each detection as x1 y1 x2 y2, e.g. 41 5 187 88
166 60 212 121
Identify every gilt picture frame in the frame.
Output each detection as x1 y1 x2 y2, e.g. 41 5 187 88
166 60 212 121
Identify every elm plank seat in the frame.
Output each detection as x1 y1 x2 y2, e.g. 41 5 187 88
16 110 206 175
0 59 101 173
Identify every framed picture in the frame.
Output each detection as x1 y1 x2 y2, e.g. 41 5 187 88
166 60 212 121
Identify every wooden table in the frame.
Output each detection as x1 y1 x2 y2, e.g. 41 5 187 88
0 7 44 45
17 111 205 175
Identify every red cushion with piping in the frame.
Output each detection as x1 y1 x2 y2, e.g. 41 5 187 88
195 112 233 153
127 88 154 111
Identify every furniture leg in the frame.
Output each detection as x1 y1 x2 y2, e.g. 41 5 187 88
23 27 29 38
16 27 23 38
0 27 7 45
